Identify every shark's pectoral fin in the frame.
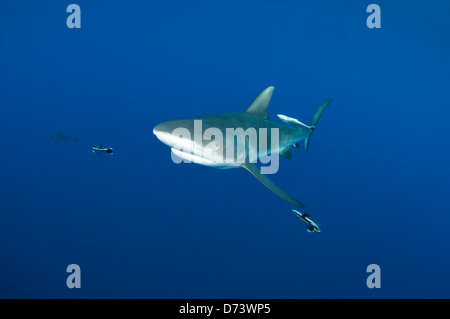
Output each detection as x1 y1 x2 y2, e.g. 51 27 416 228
243 163 306 209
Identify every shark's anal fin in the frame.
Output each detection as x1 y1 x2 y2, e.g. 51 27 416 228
243 163 306 209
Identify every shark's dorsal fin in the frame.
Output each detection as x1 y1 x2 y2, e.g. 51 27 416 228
245 86 274 118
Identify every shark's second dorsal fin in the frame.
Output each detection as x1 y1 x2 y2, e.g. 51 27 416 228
245 86 274 118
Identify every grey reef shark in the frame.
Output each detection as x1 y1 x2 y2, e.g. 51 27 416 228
49 132 80 145
153 86 331 211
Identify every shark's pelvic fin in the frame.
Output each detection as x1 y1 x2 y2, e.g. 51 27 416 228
280 146 292 160
243 163 306 209
245 86 274 119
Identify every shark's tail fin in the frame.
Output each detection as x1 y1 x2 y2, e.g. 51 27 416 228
74 137 80 144
304 98 332 152
276 98 331 152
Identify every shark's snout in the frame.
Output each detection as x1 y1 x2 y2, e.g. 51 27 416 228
153 121 190 149
153 123 169 144
153 121 178 136
153 122 173 140
153 123 162 136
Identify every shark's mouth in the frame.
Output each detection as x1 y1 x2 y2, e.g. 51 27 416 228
154 130 195 150
170 148 228 167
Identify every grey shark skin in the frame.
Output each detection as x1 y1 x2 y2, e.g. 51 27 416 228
153 86 331 209
49 132 80 145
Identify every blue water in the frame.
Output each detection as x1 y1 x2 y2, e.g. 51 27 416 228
0 0 449 298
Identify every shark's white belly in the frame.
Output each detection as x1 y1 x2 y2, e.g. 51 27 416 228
171 148 237 169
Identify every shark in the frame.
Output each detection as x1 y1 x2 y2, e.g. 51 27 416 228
153 86 331 209
49 132 80 145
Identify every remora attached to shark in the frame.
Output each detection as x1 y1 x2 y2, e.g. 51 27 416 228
153 86 331 209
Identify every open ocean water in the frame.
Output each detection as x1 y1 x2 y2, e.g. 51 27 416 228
0 0 449 298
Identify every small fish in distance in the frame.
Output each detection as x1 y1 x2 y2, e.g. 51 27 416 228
92 145 113 155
